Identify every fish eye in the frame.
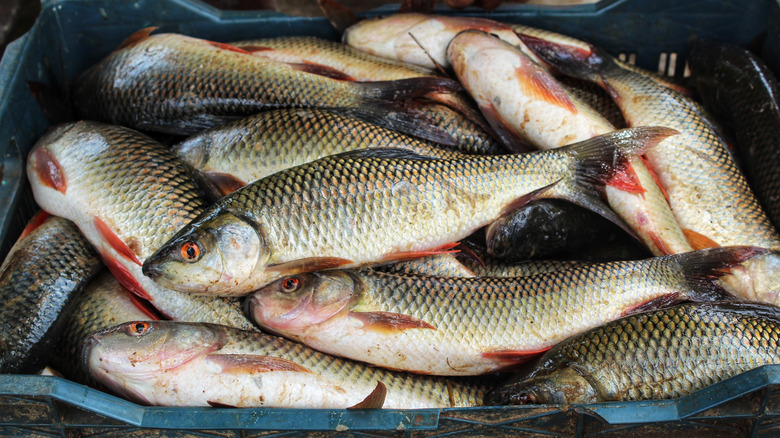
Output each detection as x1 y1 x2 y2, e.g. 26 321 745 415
180 241 201 262
128 321 151 336
280 277 300 293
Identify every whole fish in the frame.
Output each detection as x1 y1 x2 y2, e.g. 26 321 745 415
486 301 780 404
83 321 487 408
173 108 463 197
0 213 102 374
519 32 780 303
142 127 675 296
73 28 459 141
246 247 762 375
448 30 692 257
52 271 157 386
688 40 780 232
26 121 254 330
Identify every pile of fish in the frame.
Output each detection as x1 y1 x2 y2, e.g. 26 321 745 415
2 10 780 411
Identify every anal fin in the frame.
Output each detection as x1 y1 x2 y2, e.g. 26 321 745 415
348 382 386 410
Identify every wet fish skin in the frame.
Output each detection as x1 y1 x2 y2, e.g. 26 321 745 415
84 320 486 408
143 127 675 296
0 213 102 374
73 30 460 136
486 301 780 404
26 121 254 330
688 40 780 231
246 246 763 375
52 271 155 386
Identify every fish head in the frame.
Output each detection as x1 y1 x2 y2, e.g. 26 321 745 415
246 271 357 335
142 211 266 295
82 321 224 404
487 367 599 405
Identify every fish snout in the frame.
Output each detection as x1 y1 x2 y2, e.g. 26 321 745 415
141 259 163 279
80 333 102 370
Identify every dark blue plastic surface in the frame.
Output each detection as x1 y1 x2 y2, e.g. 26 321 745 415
1 0 779 434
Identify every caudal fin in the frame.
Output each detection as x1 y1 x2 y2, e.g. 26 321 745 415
554 126 678 238
674 246 770 299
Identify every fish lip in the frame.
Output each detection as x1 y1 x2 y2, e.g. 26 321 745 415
141 259 163 279
80 334 101 372
243 294 258 320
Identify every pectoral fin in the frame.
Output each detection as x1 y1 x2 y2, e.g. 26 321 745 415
347 382 387 410
350 311 436 333
208 354 311 374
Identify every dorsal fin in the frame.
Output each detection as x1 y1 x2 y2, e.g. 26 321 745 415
117 27 158 50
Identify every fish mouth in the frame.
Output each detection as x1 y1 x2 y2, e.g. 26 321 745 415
141 259 163 279
80 334 101 372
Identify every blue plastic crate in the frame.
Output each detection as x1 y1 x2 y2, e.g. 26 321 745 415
1 0 779 435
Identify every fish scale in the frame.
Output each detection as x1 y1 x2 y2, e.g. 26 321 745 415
247 247 763 375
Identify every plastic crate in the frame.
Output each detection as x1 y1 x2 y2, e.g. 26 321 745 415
1 0 780 435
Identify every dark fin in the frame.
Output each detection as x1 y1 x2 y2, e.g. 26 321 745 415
100 252 153 302
674 246 769 296
499 183 558 217
621 292 685 317
478 102 535 153
18 210 50 240
355 77 461 102
517 34 611 83
455 242 486 268
208 400 237 408
32 147 67 194
639 154 670 203
348 382 387 410
205 40 250 54
265 257 353 275
382 242 460 262
555 126 679 239
318 0 358 34
93 216 142 266
350 311 436 333
117 27 158 50
27 82 75 125
682 228 720 250
400 0 434 13
204 171 247 197
342 105 458 146
123 288 164 321
288 62 356 81
208 354 312 373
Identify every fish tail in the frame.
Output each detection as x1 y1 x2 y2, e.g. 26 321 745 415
556 126 678 238
517 33 615 84
674 246 771 300
345 78 463 146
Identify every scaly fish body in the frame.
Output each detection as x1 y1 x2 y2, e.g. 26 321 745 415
0 213 102 374
52 271 155 386
246 247 763 375
487 301 780 404
143 127 675 296
26 121 254 330
73 30 459 136
449 30 690 257
521 34 780 303
84 321 486 408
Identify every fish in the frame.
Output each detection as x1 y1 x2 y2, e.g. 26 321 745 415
52 271 158 386
72 28 460 143
26 121 254 330
519 32 780 303
379 253 476 277
0 212 102 374
486 301 780 404
558 76 626 129
467 258 588 278
448 29 692 257
172 108 464 197
142 126 675 296
83 320 487 408
688 40 780 232
245 246 763 375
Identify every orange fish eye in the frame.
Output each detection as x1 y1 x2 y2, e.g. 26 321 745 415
280 277 300 292
128 321 150 336
180 242 200 262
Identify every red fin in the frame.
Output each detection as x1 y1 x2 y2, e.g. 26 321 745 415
478 103 534 153
93 217 141 266
621 293 683 317
117 27 158 50
639 155 670 203
206 40 249 54
350 311 436 333
317 0 358 34
683 229 720 250
205 171 246 197
482 348 549 364
382 242 460 263
499 183 558 217
239 45 273 53
208 354 311 374
207 400 237 408
19 211 51 240
517 66 577 114
101 253 153 302
648 231 674 256
122 287 162 321
288 62 355 81
266 257 353 275
348 382 387 410
33 147 67 194
607 160 646 194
